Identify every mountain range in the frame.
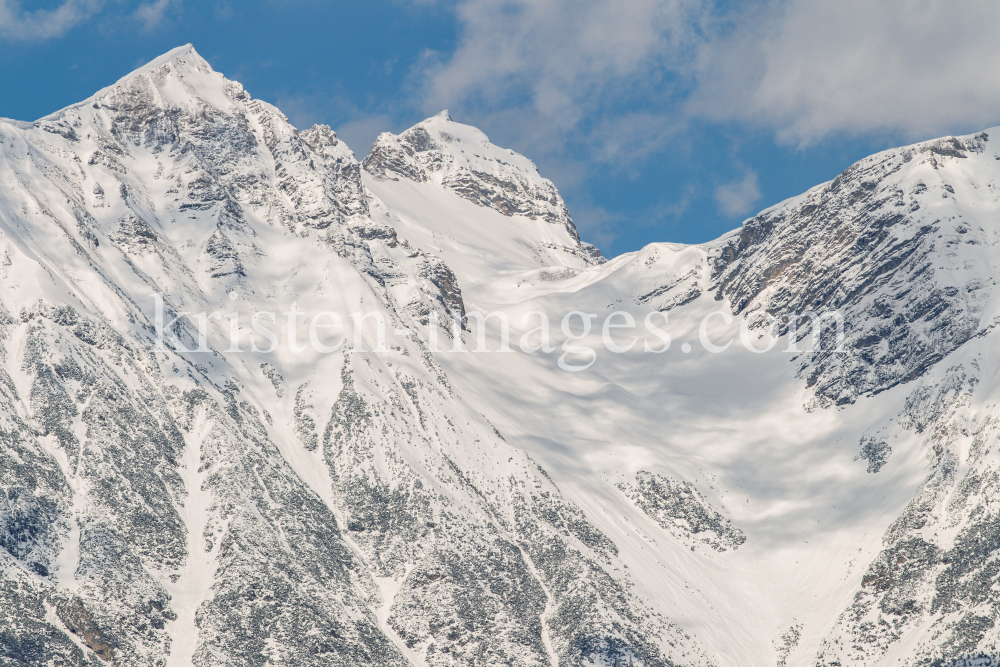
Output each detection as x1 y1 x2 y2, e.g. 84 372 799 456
2 44 1000 667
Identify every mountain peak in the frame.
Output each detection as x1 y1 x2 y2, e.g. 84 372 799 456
38 44 218 122
363 115 568 213
133 43 206 75
361 113 602 268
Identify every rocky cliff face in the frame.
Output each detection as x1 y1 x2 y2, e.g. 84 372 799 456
3 44 1000 667
710 133 996 407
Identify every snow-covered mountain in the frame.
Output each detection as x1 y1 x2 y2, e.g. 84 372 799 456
2 44 1000 667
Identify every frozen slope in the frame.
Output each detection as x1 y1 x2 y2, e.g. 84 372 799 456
1 44 1000 667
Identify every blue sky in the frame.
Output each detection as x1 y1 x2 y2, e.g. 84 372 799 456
3 0 1000 257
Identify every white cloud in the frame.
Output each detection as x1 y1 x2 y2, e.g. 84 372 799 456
416 0 706 165
419 0 1000 156
0 0 102 40
421 0 703 119
693 0 1000 145
714 170 761 218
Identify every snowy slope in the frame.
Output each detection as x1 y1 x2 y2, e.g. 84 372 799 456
362 111 603 306
1 45 1000 667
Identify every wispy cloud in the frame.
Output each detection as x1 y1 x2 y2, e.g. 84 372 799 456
590 112 684 165
714 170 761 218
0 0 102 40
213 1 233 21
334 114 396 158
415 0 705 167
419 0 704 120
569 202 625 251
133 0 179 31
0 0 183 40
